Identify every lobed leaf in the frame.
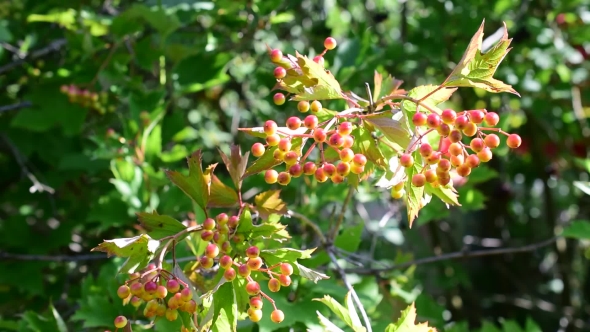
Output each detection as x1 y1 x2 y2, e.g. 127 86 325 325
218 145 249 190
243 146 283 177
165 150 210 212
235 208 290 242
254 190 288 220
424 179 461 207
405 153 426 227
314 295 358 331
386 302 437 332
136 211 187 239
208 175 239 208
91 234 160 274
295 262 330 283
364 112 412 149
290 51 344 101
260 248 316 266
400 85 457 132
211 282 237 332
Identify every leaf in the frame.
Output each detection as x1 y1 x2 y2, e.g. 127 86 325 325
260 248 316 266
424 181 461 206
373 71 404 103
136 211 187 239
212 282 237 332
91 235 160 274
295 262 330 283
561 220 590 239
405 154 426 227
235 208 290 242
49 302 68 332
232 278 250 314
243 146 283 177
317 311 346 332
400 85 457 131
443 20 519 96
166 150 210 211
290 51 344 101
364 112 412 149
254 190 288 220
344 292 365 332
208 175 239 208
218 145 249 190
352 127 387 168
573 181 590 196
386 302 437 332
314 295 358 331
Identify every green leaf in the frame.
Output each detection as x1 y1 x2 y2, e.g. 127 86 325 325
232 277 250 314
573 181 590 196
405 154 425 227
212 282 237 332
443 20 519 96
400 85 457 131
91 234 160 274
260 248 316 266
243 146 283 177
425 181 460 206
344 292 365 332
166 150 210 212
254 190 288 220
317 311 346 332
295 262 330 283
112 4 181 38
236 208 290 242
386 302 437 332
49 301 68 332
561 220 590 239
364 112 411 149
353 126 387 168
208 175 239 208
136 211 187 239
289 51 344 101
373 71 404 104
218 145 249 190
314 295 357 331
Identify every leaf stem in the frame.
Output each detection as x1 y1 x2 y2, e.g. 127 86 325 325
377 94 439 114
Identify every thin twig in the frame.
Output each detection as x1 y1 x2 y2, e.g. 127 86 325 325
0 101 33 113
328 249 373 332
328 186 354 241
0 252 108 262
0 39 66 75
287 210 327 244
344 236 559 275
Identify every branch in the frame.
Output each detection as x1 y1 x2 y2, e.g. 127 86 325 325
0 101 33 113
344 236 559 275
0 39 67 75
287 210 327 244
0 252 108 262
328 186 354 241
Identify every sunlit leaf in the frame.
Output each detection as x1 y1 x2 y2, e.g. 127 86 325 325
260 248 316 266
136 211 187 239
385 302 437 332
91 235 160 274
562 220 590 239
218 145 249 190
165 150 210 211
289 51 344 101
364 112 411 149
243 146 283 177
254 190 288 220
208 175 239 208
295 262 330 283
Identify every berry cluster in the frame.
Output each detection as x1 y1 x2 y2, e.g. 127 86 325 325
59 84 114 114
392 108 521 196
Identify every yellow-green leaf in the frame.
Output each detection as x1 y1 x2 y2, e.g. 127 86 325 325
254 190 287 220
209 175 239 208
136 211 187 239
385 302 437 332
165 150 210 211
290 51 344 101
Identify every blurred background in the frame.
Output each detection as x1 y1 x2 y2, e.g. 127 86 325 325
0 0 589 331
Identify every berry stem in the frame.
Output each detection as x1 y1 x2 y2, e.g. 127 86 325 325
300 142 316 163
259 290 278 310
377 94 439 114
478 127 510 135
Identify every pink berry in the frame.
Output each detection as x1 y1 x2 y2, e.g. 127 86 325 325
273 93 286 105
274 67 286 79
270 49 283 62
324 37 337 50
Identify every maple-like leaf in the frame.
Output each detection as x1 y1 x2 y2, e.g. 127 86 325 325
165 150 211 211
405 153 426 228
91 234 160 274
218 145 249 190
254 190 287 220
443 20 520 96
385 302 437 332
136 210 186 239
289 51 344 101
400 85 457 132
208 175 239 208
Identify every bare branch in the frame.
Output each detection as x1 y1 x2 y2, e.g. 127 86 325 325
328 186 354 241
0 39 67 75
287 210 327 244
0 252 108 262
0 101 33 113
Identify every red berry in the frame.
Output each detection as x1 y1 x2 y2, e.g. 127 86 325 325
277 172 291 185
484 134 500 149
216 213 229 225
271 309 285 323
323 163 336 176
412 173 426 187
166 279 180 294
156 285 168 299
455 115 469 129
463 122 478 136
246 281 261 295
329 133 344 147
270 49 283 62
313 55 324 66
201 230 214 241
352 154 367 166
248 308 263 322
280 263 293 275
274 67 287 79
304 115 318 129
250 296 263 309
224 268 236 281
264 169 279 184
286 117 301 130
469 110 485 124
268 278 281 292
130 282 144 296
456 164 472 177
400 153 414 167
426 113 441 128
246 246 260 258
441 109 457 124
303 162 317 175
412 112 427 126
247 257 263 270
278 138 291 152
315 167 328 182
438 159 451 171
449 142 463 156
470 138 485 152
426 151 442 165
313 128 327 142
264 120 278 136
228 216 239 228
449 129 462 143
340 148 354 162
114 316 128 328
507 134 522 148
338 122 353 135
450 154 464 167
324 37 337 50
289 163 303 177
465 154 480 168
273 149 285 161
342 135 354 148
203 218 216 230
484 112 500 126
298 101 310 113
205 243 219 258
180 287 192 302
273 93 286 105
310 100 322 112
266 134 280 146
284 152 298 165
279 274 292 287
117 285 130 299
336 162 350 176
419 143 433 157
144 281 157 294
350 164 364 175
437 123 451 136
200 256 214 268
424 169 438 183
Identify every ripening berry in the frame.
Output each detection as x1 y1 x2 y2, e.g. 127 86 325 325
203 218 216 230
313 128 327 142
279 274 292 287
323 163 336 176
470 138 485 152
336 162 351 176
441 109 457 124
280 263 293 276
216 213 229 225
144 281 158 294
438 159 451 171
250 296 263 309
426 113 441 128
114 316 128 328
264 120 278 136
130 296 142 308
463 122 478 137
271 309 285 323
455 115 469 129
220 241 232 253
286 117 301 130
324 37 337 50
130 282 144 296
465 154 480 168
329 133 344 147
247 257 263 270
156 303 166 316
419 143 433 158
456 164 472 177
393 182 404 192
117 285 131 299
228 216 239 228
200 255 214 268
246 246 260 258
273 149 285 161
477 147 493 162
246 281 261 295
268 278 281 292
437 123 451 136
274 67 286 79
449 142 463 156
205 243 220 258
277 172 291 185
165 308 178 321
426 151 442 165
303 162 317 175
224 268 236 281
304 115 318 129
340 148 354 162
270 49 283 62
484 134 500 149
313 55 324 67
251 143 265 157
484 112 500 126
469 110 485 124
331 174 344 184
155 285 168 299
217 223 230 234
449 129 462 143
273 93 286 105
311 100 322 113
183 299 197 314
315 167 329 182
167 279 180 293
350 164 365 175
342 135 354 148
338 122 353 135
201 230 214 241
180 287 192 302
391 188 405 199
266 134 280 146
213 232 227 244
507 134 522 148
412 112 427 126
289 163 303 177
298 100 310 113
450 154 464 167
168 295 180 309
439 173 451 186
424 169 438 183
352 154 367 166
412 174 426 187
141 291 154 302
278 138 291 152
265 169 279 184
400 153 414 168
248 308 263 322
